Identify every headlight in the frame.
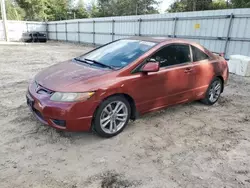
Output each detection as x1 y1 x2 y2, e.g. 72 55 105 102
50 92 95 102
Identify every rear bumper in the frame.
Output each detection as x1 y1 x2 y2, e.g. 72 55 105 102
26 83 99 132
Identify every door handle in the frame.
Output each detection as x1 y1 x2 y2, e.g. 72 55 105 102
184 68 193 73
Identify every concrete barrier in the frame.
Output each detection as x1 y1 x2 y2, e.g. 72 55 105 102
228 55 250 77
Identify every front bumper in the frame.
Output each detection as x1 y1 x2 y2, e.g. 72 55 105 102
26 82 99 132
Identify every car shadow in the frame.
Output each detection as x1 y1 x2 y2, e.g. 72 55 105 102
26 100 216 143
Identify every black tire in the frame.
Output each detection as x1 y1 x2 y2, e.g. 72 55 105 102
93 95 131 138
201 77 223 105
26 38 32 43
40 39 47 43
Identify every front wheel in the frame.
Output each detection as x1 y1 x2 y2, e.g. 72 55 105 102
201 77 222 105
93 96 131 138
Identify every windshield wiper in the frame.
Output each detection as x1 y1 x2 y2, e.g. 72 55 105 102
84 58 114 70
74 58 91 64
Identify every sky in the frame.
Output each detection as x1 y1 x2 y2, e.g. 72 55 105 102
81 0 175 13
159 0 175 13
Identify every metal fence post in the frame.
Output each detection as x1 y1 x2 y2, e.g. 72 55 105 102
112 19 115 41
93 20 95 45
172 17 178 38
26 22 29 33
65 22 68 42
224 13 234 56
138 18 142 36
78 21 80 43
55 23 57 41
45 22 48 40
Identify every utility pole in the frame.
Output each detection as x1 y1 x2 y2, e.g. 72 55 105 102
0 0 9 41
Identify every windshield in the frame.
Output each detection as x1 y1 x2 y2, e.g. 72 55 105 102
78 39 157 69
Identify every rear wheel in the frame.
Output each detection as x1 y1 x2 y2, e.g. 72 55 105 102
201 77 222 105
93 96 131 138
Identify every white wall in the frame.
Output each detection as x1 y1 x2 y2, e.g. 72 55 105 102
0 20 46 41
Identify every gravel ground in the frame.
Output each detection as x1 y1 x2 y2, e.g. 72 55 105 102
0 41 250 188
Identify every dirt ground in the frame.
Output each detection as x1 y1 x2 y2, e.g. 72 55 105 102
0 42 250 188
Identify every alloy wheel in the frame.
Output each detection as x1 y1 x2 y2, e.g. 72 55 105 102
100 101 128 134
208 80 221 103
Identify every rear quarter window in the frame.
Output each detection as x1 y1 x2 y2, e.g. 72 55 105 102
192 46 209 62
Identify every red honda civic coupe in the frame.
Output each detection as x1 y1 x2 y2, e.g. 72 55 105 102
26 37 229 137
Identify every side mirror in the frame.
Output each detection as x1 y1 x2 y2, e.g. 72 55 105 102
141 62 160 73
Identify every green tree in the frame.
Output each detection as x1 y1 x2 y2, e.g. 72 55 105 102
210 0 229 9
89 1 101 17
91 0 159 17
15 0 72 21
70 0 89 19
128 0 159 15
0 0 25 20
45 0 68 20
168 0 218 12
15 0 48 20
231 0 250 8
168 0 187 12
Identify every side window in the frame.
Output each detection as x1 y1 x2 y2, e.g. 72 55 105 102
150 44 191 68
191 46 209 62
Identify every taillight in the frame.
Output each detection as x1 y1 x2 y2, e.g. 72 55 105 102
220 53 225 57
223 60 229 81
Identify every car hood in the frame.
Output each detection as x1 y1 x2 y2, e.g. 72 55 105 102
35 60 112 92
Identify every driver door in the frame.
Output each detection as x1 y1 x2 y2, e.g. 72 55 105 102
130 44 195 114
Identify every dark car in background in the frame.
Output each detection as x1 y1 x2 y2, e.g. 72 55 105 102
23 32 47 43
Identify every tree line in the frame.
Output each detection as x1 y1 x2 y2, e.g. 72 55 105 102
1 0 250 21
167 0 250 12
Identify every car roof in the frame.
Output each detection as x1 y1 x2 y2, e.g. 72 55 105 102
126 36 191 44
125 36 214 57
